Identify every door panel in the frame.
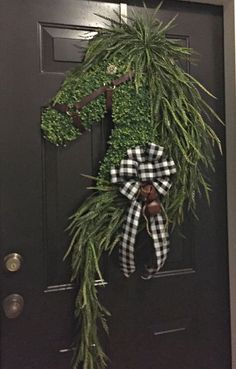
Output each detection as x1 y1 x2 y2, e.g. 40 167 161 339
0 2 118 369
0 1 231 369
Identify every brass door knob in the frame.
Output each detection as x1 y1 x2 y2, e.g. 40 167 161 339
4 253 23 272
2 294 24 319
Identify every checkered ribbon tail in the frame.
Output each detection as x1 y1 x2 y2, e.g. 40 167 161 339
110 143 176 279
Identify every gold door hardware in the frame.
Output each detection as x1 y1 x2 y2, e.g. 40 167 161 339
2 294 24 319
4 253 23 272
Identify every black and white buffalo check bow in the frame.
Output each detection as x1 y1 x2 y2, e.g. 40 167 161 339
110 143 176 279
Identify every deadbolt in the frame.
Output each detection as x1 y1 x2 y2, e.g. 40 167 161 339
2 294 24 319
4 253 23 272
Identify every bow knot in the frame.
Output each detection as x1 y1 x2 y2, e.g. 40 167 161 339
111 143 176 279
138 184 161 216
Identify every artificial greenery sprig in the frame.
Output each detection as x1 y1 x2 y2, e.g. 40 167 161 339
66 181 127 369
87 8 222 225
42 5 223 369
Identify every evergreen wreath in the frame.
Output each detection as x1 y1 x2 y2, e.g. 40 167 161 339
41 5 222 369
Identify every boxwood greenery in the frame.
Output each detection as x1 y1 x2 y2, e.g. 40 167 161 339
41 6 222 369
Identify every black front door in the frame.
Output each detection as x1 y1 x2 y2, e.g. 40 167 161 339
0 1 231 369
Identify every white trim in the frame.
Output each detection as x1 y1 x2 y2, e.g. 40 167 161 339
119 3 127 21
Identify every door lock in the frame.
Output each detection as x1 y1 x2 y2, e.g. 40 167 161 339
2 294 24 319
4 253 23 272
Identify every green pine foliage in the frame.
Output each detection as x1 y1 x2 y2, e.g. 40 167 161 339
41 5 223 369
